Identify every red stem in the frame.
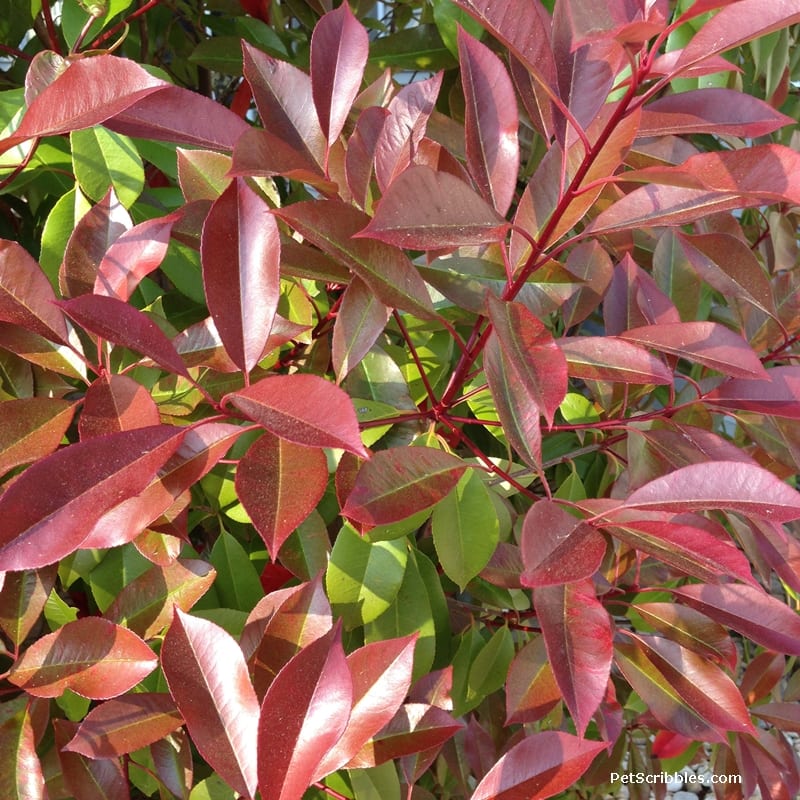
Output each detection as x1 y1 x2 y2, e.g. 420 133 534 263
393 310 439 409
91 0 162 49
40 2 62 55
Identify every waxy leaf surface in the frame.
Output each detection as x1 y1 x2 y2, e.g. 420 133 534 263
79 374 159 440
705 366 800 418
0 695 44 800
0 565 58 647
0 398 75 474
558 336 673 384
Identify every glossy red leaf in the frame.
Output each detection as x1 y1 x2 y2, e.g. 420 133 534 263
471 731 606 800
374 73 443 191
314 634 418 778
0 565 58 647
274 200 436 319
0 397 75 474
58 295 189 378
150 730 193 800
557 336 673 384
236 432 329 559
173 316 239 373
752 702 800 732
358 166 511 248
520 501 606 587
485 294 567 426
201 178 281 373
94 211 182 301
640 89 794 137
0 695 45 800
0 240 68 342
162 609 259 799
242 41 326 175
64 694 183 758
0 55 167 154
560 0 666 46
258 625 353 800
614 633 755 741
79 374 160 440
534 580 614 735
706 366 800 418
311 2 369 150
332 277 391 382
227 374 367 457
103 559 216 639
740 651 786 704
672 582 800 656
620 321 767 379
505 636 561 725
458 28 519 216
0 425 184 571
346 106 389 209
54 719 130 800
610 461 800 522
341 448 467 526
8 617 156 699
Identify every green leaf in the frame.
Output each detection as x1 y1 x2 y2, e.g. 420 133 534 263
350 762 402 800
88 545 152 613
432 0 485 56
369 25 457 71
209 532 264 612
39 186 92 289
61 0 134 49
71 126 145 209
44 589 78 630
327 523 408 629
432 470 499 589
467 625 515 704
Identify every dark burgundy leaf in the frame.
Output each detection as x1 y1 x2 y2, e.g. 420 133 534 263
162 609 259 798
227 373 367 457
0 397 75 474
706 366 800 418
8 618 157 699
79 374 160 440
201 178 281 373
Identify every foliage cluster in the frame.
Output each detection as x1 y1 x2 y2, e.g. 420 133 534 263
2 1 800 799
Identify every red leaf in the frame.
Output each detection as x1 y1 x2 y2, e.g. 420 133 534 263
64 694 183 758
672 582 800 656
58 295 189 378
0 695 45 800
162 609 259 798
94 211 182 301
0 566 58 647
534 580 614 735
505 636 562 725
0 55 167 154
236 432 329 560
314 634 418 778
640 89 795 137
359 166 511 249
227 374 367 457
486 294 567 426
752 702 800 732
0 425 184 571
610 461 800 522
8 618 156 699
458 28 519 216
0 397 75 474
558 0 666 47
258 625 353 800
274 200 436 320
311 2 369 150
201 178 281 373
79 374 160 440
557 336 673 384
706 366 800 418
374 73 443 191
0 240 68 342
346 106 389 209
471 731 606 800
520 501 606 587
341 448 467 526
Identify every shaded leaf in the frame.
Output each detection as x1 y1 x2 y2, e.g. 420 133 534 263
0 695 45 800
0 565 58 647
0 398 74 474
8 617 156 699
706 366 800 418
505 636 561 725
346 106 389 209
210 532 264 612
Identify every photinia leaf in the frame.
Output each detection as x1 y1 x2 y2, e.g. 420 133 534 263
103 559 216 640
505 636 562 725
64 694 183 758
520 500 606 587
0 695 45 800
311 2 369 151
458 28 519 216
8 617 156 699
608 461 800 522
257 625 353 800
0 397 75 474
150 729 193 800
470 731 606 800
672 582 800 656
0 565 58 648
57 295 190 378
0 239 68 342
161 609 259 799
79 374 160 440
274 200 437 320
201 178 281 374
705 366 800 418
0 425 184 571
346 106 389 209
614 632 755 741
751 702 800 732
313 634 418 778
226 374 367 457
357 166 511 249
534 580 613 735
236 432 329 560
557 336 673 384
341 448 467 526
620 321 768 379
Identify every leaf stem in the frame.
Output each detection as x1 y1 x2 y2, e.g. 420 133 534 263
91 0 162 49
393 310 439 409
40 2 62 55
